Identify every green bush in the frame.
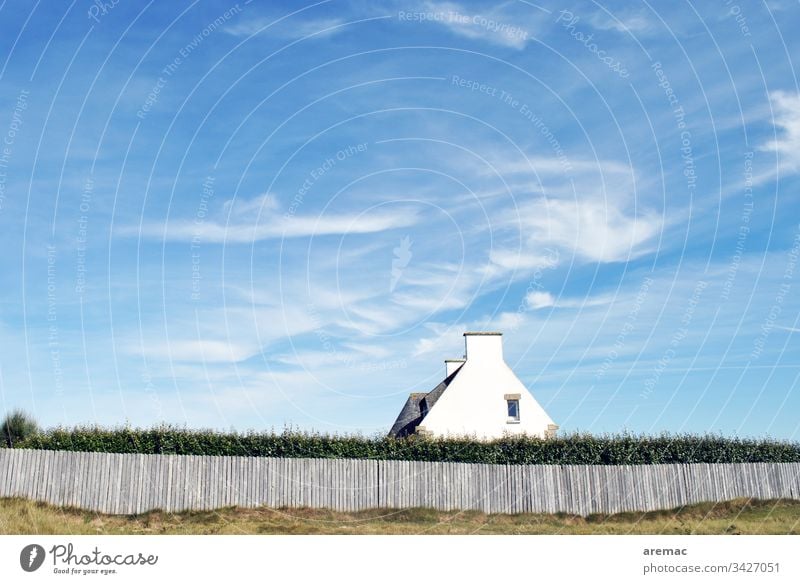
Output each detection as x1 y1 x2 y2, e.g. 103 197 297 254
1 409 40 448
15 425 800 465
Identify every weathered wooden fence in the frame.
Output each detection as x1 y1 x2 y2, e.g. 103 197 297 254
1 449 798 516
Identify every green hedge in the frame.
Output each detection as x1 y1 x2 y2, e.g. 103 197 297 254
15 425 800 465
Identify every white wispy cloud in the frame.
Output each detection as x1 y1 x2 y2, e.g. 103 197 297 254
483 248 560 279
388 261 479 312
517 197 663 264
485 157 633 178
410 322 464 357
224 16 347 40
588 11 653 34
119 194 420 243
760 91 800 176
222 192 280 217
481 156 661 270
526 291 555 309
525 290 615 310
125 302 323 365
135 339 260 363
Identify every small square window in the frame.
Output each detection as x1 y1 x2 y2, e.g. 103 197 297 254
507 399 520 421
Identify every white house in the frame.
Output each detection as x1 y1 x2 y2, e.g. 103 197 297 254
389 332 558 440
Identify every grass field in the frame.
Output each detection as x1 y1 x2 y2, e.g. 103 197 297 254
1 497 799 535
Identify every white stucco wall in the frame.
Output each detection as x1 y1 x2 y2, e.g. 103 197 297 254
419 333 556 440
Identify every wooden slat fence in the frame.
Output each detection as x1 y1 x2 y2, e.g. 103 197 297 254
0 449 798 516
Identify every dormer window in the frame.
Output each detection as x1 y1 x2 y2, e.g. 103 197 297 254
505 393 520 423
420 398 428 416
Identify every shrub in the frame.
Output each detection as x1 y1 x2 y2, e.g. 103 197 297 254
1 409 40 448
15 425 800 465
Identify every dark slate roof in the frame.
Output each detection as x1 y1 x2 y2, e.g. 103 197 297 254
388 367 462 438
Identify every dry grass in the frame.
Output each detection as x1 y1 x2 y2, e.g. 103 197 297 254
1 497 799 535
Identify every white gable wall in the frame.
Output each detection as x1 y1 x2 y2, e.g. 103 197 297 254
418 333 556 440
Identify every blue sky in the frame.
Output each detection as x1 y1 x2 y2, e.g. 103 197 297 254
0 0 799 438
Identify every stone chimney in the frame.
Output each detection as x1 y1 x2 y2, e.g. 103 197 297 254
445 358 465 377
463 332 503 363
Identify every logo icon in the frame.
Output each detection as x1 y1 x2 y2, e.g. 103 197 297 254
390 236 413 292
20 544 45 572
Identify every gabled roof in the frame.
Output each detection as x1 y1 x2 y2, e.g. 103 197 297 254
388 367 461 438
